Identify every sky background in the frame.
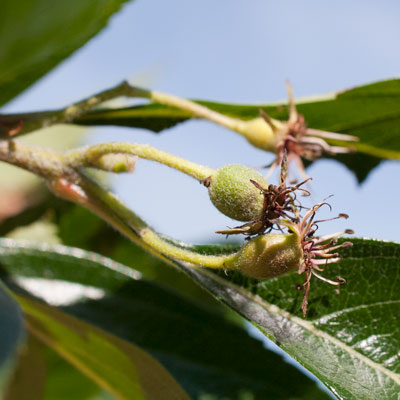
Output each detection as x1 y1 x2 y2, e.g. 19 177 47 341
3 1 400 394
4 0 400 244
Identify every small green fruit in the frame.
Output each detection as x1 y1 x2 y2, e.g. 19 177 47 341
208 164 268 222
227 233 303 279
238 117 281 152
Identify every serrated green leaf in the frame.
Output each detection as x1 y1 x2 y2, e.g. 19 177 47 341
0 0 131 107
161 238 400 400
74 79 400 181
0 238 331 400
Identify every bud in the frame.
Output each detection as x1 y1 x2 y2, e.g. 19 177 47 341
91 153 137 173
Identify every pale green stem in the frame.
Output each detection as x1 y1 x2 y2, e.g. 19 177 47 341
148 91 280 151
140 228 237 268
53 173 237 270
1 81 245 138
149 91 248 133
77 174 237 268
65 142 215 181
1 82 279 152
0 82 150 139
0 139 234 269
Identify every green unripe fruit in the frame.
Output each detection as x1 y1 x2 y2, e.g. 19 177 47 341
208 164 268 222
227 233 303 279
238 117 280 152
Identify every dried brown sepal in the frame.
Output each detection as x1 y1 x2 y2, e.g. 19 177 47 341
261 81 359 178
200 176 212 188
283 200 353 316
216 154 310 237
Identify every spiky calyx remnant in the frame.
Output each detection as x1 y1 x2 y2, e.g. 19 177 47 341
259 82 359 178
224 199 353 317
282 201 354 316
207 164 268 222
214 153 310 237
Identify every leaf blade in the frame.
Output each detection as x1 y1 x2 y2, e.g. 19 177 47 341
72 79 400 180
0 0 131 106
155 237 400 400
16 294 190 400
0 238 331 400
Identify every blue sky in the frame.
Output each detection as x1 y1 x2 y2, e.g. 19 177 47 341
4 0 400 244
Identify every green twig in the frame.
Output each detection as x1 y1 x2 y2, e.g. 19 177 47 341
65 142 215 181
0 82 150 139
0 82 278 153
0 139 235 269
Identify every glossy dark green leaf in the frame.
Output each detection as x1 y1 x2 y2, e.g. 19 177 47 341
0 196 222 313
74 79 400 181
0 282 25 393
0 197 231 308
0 238 331 400
0 0 131 107
162 238 400 399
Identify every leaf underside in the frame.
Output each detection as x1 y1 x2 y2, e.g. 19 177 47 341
0 0 131 107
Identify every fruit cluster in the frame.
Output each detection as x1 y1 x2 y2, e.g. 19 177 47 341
203 159 352 316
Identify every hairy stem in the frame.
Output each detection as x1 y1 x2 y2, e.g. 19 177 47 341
149 91 247 132
0 140 65 179
148 91 280 151
140 228 237 268
78 174 236 268
65 142 215 181
0 82 151 138
0 139 234 269
0 82 278 152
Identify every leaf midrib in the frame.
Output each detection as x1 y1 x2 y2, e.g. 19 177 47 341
206 269 400 387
